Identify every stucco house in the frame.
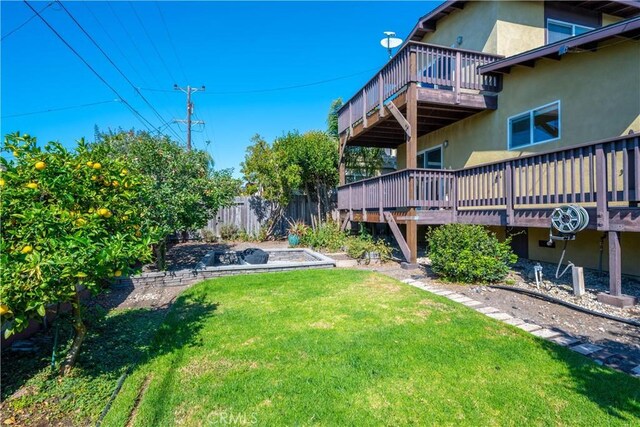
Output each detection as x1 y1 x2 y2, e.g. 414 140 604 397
336 0 640 307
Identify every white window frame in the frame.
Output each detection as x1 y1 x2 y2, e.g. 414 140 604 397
417 144 443 169
546 18 594 43
507 100 561 150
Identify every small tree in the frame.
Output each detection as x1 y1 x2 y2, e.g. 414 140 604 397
1 133 159 372
241 134 301 237
277 130 338 221
93 130 240 267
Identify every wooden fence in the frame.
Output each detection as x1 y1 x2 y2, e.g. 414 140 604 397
204 195 337 237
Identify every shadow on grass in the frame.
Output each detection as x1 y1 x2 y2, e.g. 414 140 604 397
536 336 640 421
1 293 217 425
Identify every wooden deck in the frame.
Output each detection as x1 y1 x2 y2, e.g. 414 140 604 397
338 134 640 308
339 134 640 229
337 42 502 148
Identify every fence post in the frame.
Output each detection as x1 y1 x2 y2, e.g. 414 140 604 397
595 144 609 230
451 172 458 223
505 162 513 225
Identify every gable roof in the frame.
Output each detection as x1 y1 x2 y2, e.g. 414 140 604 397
478 15 640 74
405 1 640 43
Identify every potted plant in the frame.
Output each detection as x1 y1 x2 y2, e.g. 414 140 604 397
286 219 308 247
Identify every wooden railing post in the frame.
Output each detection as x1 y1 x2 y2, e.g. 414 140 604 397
362 89 367 128
348 102 353 135
378 74 385 116
595 144 609 230
362 182 367 221
452 172 458 223
454 51 461 104
505 162 514 225
349 185 353 221
378 178 383 220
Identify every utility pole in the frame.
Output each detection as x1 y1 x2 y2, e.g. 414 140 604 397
173 84 205 151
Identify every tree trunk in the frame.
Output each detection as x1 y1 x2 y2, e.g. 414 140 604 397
61 290 87 375
155 239 167 270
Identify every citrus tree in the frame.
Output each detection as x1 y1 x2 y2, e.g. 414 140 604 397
0 132 160 372
92 130 240 268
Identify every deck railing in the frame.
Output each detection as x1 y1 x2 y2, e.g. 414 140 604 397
337 42 503 134
337 134 640 222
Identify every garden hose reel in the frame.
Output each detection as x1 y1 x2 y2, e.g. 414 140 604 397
547 204 589 280
548 204 589 243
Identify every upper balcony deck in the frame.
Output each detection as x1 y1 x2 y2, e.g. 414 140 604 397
337 41 503 148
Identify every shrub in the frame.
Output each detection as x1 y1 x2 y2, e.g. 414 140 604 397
201 229 217 243
300 219 346 252
345 228 393 264
427 224 517 283
219 224 239 241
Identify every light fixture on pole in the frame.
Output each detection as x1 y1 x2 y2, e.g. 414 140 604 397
380 31 403 59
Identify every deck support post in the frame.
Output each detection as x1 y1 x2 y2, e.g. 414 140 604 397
597 231 637 307
404 69 418 267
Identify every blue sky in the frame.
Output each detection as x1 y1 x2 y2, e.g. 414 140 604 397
1 1 440 175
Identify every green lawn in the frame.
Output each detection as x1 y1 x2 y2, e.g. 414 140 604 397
103 269 640 426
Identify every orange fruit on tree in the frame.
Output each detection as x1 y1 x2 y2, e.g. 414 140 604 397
112 181 119 187
87 161 94 167
0 178 5 187
0 304 10 316
97 208 110 217
113 270 122 277
92 162 102 170
35 161 46 171
26 182 38 189
21 245 33 254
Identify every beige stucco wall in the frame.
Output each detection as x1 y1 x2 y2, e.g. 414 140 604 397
602 13 623 26
396 39 640 170
527 228 640 277
420 1 545 56
495 1 545 56
420 1 499 53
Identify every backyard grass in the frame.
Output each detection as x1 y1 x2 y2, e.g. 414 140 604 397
101 269 640 426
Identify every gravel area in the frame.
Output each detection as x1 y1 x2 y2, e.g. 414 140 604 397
357 260 640 369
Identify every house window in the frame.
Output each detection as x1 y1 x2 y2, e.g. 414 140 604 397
547 19 593 43
508 101 560 149
417 145 443 169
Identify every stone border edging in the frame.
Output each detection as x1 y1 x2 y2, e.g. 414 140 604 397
112 249 336 289
399 278 640 378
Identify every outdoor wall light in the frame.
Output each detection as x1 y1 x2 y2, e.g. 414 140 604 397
456 35 463 45
443 140 449 148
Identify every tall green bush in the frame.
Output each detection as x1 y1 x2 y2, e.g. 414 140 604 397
427 224 517 283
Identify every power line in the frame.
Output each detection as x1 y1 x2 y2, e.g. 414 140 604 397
128 1 177 84
1 2 53 41
154 1 189 84
56 1 184 143
105 1 183 130
137 67 381 95
23 0 160 134
2 99 119 118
